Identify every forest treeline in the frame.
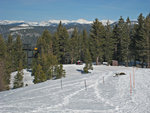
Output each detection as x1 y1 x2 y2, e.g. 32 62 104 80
0 13 150 91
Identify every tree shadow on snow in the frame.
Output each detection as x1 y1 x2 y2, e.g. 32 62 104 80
76 69 91 74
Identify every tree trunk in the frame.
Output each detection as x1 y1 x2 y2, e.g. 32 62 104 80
96 56 99 65
71 57 74 64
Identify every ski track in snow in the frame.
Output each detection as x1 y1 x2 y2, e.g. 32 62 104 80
94 72 114 108
0 65 150 113
0 76 87 99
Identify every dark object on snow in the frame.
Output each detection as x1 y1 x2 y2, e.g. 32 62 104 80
76 60 83 65
113 72 126 77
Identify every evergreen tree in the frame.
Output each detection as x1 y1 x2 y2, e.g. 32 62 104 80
122 17 131 66
69 28 80 63
130 24 138 66
135 13 147 67
53 32 60 56
112 16 131 65
83 49 93 73
81 29 89 62
0 59 8 91
144 14 150 67
7 34 13 54
117 16 125 63
33 64 46 84
112 24 119 60
103 21 114 64
37 30 53 54
13 60 24 89
0 35 11 90
55 21 69 64
6 34 14 72
0 34 7 58
90 18 105 64
55 64 65 79
13 35 25 69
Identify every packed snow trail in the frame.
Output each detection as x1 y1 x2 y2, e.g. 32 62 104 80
0 65 150 113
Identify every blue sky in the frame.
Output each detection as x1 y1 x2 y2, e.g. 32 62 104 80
0 0 150 21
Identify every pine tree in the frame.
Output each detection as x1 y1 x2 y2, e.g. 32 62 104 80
90 18 105 64
130 24 138 66
53 32 60 56
103 21 114 64
32 29 62 81
0 35 11 90
112 16 131 65
0 59 8 91
37 30 53 54
81 29 89 62
13 35 25 69
13 60 24 89
7 34 13 54
122 17 131 66
33 64 46 84
135 13 147 67
69 28 80 63
117 16 125 63
55 21 69 64
144 14 150 67
0 34 7 58
83 49 93 73
55 64 65 79
6 34 14 72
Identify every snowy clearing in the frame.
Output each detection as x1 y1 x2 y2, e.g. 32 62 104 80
0 65 150 113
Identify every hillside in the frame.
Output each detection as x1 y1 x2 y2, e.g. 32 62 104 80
0 23 91 47
0 65 150 113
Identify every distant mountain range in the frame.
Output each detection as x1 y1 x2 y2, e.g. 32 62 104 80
0 19 114 26
0 19 137 47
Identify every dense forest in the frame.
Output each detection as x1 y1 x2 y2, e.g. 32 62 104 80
0 13 150 91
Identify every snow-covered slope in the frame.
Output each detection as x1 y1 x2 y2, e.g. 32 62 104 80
0 65 150 113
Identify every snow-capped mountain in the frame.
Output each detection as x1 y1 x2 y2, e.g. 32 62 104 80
0 20 25 25
0 19 114 26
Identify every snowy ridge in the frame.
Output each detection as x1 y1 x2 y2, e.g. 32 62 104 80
0 19 114 26
0 20 24 25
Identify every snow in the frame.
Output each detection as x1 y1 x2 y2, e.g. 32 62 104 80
9 27 33 31
9 69 34 89
0 20 24 25
100 20 114 25
18 23 29 27
0 19 114 26
0 65 150 113
71 19 93 24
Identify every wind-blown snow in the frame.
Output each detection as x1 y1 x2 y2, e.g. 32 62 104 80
0 65 150 113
